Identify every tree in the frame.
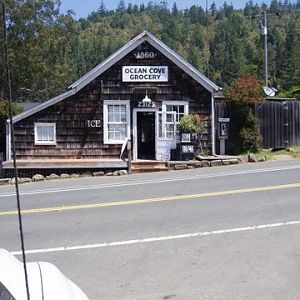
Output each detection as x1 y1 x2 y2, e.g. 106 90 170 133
279 17 300 90
210 15 246 85
244 0 255 16
172 2 178 16
210 2 217 15
0 0 77 101
224 76 265 153
98 0 107 15
116 0 126 13
225 76 264 104
0 1 299 104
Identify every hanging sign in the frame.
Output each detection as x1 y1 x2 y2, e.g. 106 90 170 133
122 66 168 82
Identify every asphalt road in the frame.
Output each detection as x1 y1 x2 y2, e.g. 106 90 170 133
1 159 300 299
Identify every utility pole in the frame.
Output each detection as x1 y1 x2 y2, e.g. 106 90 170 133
255 11 280 96
205 0 210 77
261 11 268 87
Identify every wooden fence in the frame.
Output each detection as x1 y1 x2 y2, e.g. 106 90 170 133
215 99 300 151
255 100 300 149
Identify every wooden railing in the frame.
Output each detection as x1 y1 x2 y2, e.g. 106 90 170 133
120 138 132 174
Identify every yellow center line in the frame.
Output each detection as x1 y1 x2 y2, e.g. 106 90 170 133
1 182 300 217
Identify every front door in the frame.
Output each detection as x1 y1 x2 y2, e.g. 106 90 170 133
156 111 177 161
137 111 156 159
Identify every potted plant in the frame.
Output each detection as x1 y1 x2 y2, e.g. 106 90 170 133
178 113 204 138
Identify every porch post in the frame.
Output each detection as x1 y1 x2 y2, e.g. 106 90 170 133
211 93 216 155
127 139 132 174
6 121 11 161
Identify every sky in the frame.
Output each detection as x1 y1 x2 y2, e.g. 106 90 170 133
59 0 290 19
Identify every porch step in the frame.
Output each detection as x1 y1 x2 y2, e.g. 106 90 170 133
131 161 168 173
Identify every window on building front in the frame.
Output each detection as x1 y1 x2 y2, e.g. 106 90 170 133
163 101 189 124
34 123 56 145
103 100 130 144
162 101 189 140
157 111 176 139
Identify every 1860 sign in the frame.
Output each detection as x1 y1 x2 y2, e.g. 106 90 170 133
133 51 157 59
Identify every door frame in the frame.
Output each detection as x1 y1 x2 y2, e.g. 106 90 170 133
133 108 158 161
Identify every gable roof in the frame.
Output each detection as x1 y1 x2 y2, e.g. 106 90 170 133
69 30 220 93
12 30 220 124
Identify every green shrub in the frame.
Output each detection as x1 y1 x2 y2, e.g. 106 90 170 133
178 113 204 134
224 76 265 153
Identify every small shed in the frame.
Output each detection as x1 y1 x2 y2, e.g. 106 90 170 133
5 31 221 170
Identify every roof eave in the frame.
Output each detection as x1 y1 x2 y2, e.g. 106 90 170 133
69 31 149 92
144 32 220 93
11 89 75 124
70 30 220 94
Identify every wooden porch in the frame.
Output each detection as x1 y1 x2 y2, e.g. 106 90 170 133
1 159 128 178
1 159 169 177
2 159 128 170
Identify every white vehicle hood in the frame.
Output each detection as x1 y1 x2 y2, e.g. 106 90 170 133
0 249 89 300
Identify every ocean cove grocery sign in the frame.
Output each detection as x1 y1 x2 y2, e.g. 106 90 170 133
122 66 168 82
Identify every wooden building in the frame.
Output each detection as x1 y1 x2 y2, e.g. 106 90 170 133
5 31 221 167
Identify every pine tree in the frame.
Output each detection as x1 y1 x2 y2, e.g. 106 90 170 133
116 0 126 13
98 0 106 16
172 2 178 16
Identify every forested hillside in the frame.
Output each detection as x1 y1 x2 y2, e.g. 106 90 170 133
1 0 299 102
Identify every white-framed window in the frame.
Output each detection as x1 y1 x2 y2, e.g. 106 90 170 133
157 111 176 139
103 100 130 144
162 101 189 123
162 101 189 140
34 123 56 145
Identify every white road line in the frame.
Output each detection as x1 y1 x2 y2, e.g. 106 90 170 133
11 220 300 256
1 164 300 198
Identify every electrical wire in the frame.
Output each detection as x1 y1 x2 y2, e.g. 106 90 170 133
2 2 31 300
